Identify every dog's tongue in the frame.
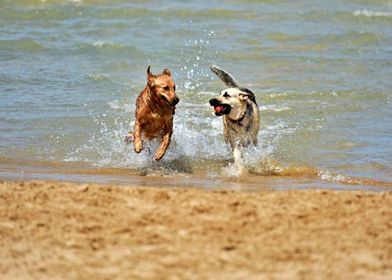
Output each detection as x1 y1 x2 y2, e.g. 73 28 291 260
214 106 224 113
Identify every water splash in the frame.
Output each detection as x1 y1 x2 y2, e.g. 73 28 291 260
178 26 217 92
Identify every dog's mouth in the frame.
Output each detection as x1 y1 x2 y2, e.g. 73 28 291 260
213 104 231 116
161 95 179 114
209 98 231 116
161 95 179 107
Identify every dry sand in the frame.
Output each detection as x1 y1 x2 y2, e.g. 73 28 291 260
0 180 391 279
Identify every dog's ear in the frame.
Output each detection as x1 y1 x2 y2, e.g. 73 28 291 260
239 92 252 99
147 65 153 77
239 88 257 104
147 66 154 85
162 69 171 76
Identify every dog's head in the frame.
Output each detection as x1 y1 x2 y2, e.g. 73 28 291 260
147 66 179 108
209 87 256 120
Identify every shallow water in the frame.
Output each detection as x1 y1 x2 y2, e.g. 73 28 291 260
1 0 391 190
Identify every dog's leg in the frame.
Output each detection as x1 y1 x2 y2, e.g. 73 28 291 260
233 146 244 174
133 121 143 153
154 129 172 161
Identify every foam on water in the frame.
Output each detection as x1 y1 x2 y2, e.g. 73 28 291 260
353 10 392 18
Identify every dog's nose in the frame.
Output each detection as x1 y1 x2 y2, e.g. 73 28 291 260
209 98 218 106
171 97 179 106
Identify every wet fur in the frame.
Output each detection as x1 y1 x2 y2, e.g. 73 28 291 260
125 66 179 161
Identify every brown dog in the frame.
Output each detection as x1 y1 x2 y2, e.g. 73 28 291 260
125 66 179 161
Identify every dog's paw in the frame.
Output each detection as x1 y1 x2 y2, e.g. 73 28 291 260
134 140 143 153
124 132 134 145
154 149 165 161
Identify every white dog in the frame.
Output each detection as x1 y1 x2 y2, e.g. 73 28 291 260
209 65 260 164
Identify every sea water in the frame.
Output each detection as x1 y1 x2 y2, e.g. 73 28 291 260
1 0 391 190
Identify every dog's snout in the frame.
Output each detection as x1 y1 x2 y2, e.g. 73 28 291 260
161 94 179 106
209 98 218 106
171 97 179 106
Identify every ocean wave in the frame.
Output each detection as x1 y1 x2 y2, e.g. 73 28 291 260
259 104 291 112
247 160 392 188
7 0 82 6
88 73 111 81
265 90 339 100
107 99 133 113
0 38 47 52
318 170 392 188
266 32 305 43
67 40 146 58
318 31 382 46
92 40 125 51
68 40 137 54
87 72 128 87
153 8 256 20
353 9 392 18
92 40 116 48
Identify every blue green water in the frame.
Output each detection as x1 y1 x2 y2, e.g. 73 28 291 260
1 0 391 189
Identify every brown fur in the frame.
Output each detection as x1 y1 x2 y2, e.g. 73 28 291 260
125 66 179 161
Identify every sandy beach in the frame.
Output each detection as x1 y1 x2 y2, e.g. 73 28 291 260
1 1 392 279
0 180 391 279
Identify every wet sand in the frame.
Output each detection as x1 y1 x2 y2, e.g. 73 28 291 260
0 180 391 279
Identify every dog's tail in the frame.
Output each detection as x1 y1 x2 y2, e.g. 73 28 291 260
210 65 240 88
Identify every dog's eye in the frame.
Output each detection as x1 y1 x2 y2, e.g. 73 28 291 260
223 92 230 98
163 86 170 91
173 85 176 91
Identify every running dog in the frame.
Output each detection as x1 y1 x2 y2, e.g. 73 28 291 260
124 66 179 161
209 65 260 157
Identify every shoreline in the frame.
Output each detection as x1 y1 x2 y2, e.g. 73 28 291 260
1 157 391 191
1 180 391 279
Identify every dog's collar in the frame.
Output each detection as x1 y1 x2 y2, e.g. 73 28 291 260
227 102 254 130
227 103 250 126
228 113 246 126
